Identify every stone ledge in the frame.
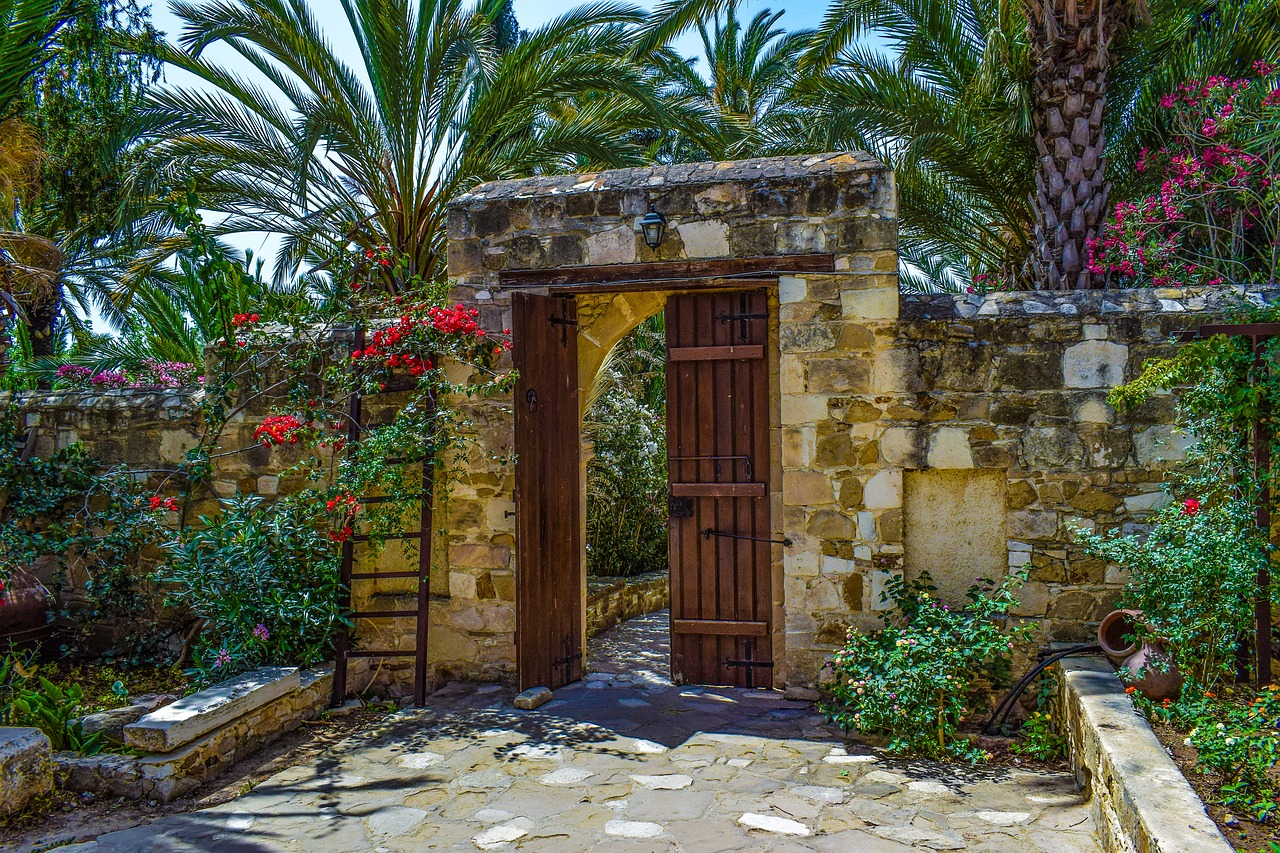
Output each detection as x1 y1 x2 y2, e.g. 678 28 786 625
60 666 332 802
124 666 299 753
1059 657 1231 853
903 283 1280 321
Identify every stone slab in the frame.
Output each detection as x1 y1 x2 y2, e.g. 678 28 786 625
124 666 299 753
1059 657 1232 853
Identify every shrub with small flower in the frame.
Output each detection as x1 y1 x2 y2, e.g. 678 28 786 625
55 360 201 391
160 494 343 686
822 571 1031 762
1087 62 1280 288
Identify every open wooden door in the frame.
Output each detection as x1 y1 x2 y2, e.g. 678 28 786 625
666 291 774 687
513 292 582 690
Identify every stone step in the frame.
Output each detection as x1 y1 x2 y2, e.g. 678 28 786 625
124 667 299 753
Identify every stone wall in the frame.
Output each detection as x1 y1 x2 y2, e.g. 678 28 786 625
586 572 670 639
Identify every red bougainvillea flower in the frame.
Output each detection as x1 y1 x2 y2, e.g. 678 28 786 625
256 415 306 446
1183 498 1201 516
329 526 355 543
149 496 180 512
1125 686 1137 695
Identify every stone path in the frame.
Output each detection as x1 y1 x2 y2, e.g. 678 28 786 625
63 615 1099 852
586 609 671 683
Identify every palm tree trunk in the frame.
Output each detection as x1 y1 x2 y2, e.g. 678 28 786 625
1027 0 1138 290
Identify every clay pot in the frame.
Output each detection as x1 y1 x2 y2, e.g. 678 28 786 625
1097 609 1143 665
1122 639 1184 702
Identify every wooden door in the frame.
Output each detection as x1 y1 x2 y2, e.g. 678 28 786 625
514 292 582 690
666 291 773 687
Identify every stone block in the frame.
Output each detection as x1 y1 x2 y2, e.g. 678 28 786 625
585 225 636 265
1063 340 1128 388
1133 425 1191 466
676 219 730 257
879 426 922 468
926 428 973 469
781 394 829 424
903 470 1007 606
124 667 299 753
1020 427 1085 469
514 687 553 710
840 286 898 320
1008 510 1059 540
862 470 902 510
0 727 52 816
806 358 871 394
784 471 834 506
778 276 807 303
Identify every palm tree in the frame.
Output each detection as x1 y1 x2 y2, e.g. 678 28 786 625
653 1 813 162
0 0 65 119
1023 0 1148 289
139 0 677 285
797 0 1035 290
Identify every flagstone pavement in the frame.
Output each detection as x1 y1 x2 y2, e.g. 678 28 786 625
63 612 1099 852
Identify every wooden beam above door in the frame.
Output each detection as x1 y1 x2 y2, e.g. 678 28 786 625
497 253 835 292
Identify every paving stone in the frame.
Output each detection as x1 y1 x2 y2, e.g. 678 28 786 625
975 810 1033 826
472 820 530 849
51 613 1099 853
539 767 595 785
605 819 666 838
737 812 811 836
629 773 693 790
365 805 427 837
790 784 848 804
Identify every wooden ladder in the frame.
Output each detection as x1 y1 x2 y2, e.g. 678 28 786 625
331 327 435 706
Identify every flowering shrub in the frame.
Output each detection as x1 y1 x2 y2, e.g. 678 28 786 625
55 360 200 390
160 494 343 685
1088 62 1280 287
0 407 176 662
1137 685 1280 823
822 571 1030 762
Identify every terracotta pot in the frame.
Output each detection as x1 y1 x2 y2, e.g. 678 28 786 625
1122 639 1183 702
1097 608 1143 665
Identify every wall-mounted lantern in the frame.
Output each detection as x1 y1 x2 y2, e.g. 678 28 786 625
639 206 667 249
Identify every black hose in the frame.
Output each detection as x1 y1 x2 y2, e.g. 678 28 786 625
982 644 1104 735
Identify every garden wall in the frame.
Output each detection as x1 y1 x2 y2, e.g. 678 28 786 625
7 150 1280 696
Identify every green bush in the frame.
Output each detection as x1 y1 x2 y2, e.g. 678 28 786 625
584 316 667 578
822 571 1030 762
161 494 344 685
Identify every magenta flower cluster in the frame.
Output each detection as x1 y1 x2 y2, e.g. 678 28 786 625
1087 63 1279 288
56 359 201 390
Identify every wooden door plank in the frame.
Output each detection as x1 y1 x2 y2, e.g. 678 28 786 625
672 619 769 636
670 483 766 497
668 345 765 362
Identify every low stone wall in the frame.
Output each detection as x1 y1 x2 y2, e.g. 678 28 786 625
57 666 333 802
586 572 669 638
1058 657 1231 853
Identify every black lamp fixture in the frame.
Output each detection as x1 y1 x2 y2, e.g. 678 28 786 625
639 205 667 249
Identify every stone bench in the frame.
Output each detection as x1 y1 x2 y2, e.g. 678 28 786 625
124 666 299 753
60 666 331 802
